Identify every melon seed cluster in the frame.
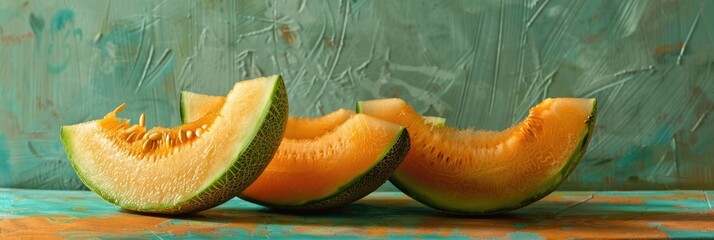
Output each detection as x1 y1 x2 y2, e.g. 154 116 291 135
103 103 212 154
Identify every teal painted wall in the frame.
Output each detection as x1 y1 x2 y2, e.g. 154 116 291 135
0 0 712 190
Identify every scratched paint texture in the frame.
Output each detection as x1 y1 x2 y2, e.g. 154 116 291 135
2 189 714 238
0 0 712 190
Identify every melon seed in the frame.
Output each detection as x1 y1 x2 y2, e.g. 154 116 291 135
186 130 193 139
195 129 203 137
164 134 170 147
136 132 145 141
140 113 146 127
126 132 137 142
114 103 126 113
142 139 153 151
148 132 162 141
178 129 185 143
201 124 208 130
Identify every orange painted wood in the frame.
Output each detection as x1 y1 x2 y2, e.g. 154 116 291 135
1 189 713 239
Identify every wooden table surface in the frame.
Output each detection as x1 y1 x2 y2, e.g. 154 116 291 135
2 188 713 239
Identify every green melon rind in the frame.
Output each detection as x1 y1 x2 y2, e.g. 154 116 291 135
61 75 289 214
61 128 122 206
500 99 598 213
238 128 411 211
359 100 597 215
179 92 189 124
179 91 212 124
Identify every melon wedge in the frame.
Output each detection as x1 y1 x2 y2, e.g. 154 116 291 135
181 93 410 210
357 98 596 215
242 114 410 210
60 75 288 214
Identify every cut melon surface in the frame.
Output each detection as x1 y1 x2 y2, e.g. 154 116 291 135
242 114 409 209
181 93 410 210
181 91 355 140
423 116 446 127
357 98 596 215
60 75 288 214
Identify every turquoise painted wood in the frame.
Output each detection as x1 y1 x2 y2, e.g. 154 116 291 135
2 188 714 239
0 0 713 191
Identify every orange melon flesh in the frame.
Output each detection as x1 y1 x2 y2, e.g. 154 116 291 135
283 109 356 139
181 91 355 139
181 93 410 209
357 98 596 214
60 76 288 214
242 114 406 206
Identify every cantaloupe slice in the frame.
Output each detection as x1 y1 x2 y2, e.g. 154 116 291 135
60 76 288 214
357 98 597 215
181 93 410 210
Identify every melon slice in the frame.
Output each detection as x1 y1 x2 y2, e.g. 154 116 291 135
60 75 288 214
181 93 410 210
357 98 596 215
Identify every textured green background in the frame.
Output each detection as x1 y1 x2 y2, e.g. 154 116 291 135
0 0 712 190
